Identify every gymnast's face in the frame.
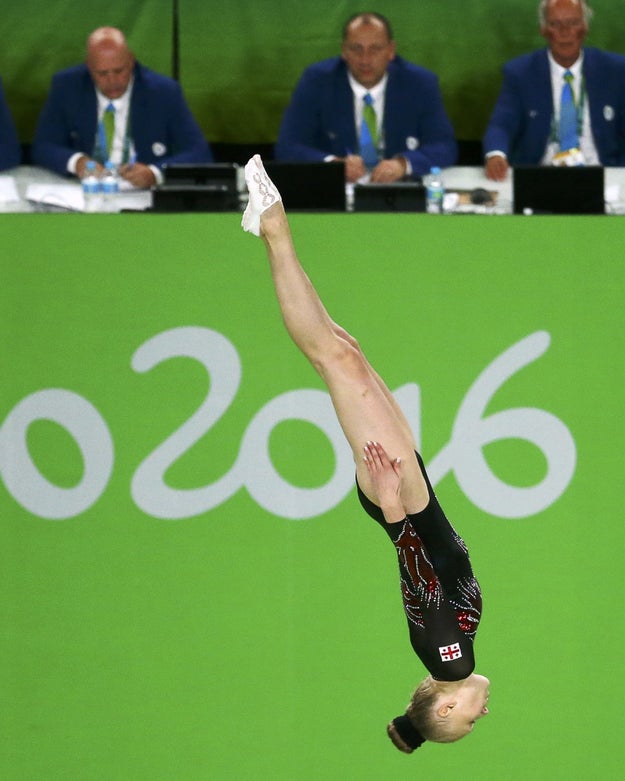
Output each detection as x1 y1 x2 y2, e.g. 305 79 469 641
444 674 491 735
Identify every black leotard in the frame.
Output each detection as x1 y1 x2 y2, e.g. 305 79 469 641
357 452 482 681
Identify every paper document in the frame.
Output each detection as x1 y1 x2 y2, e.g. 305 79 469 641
26 182 85 211
0 175 20 203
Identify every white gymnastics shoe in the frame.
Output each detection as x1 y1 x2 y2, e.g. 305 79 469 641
241 154 282 236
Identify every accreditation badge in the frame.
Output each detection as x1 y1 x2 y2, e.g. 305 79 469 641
552 147 585 167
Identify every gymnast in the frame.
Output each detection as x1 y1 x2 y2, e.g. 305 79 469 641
241 155 490 752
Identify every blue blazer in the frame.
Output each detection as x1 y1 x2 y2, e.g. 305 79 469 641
32 62 212 175
483 47 625 165
275 56 457 176
0 78 21 170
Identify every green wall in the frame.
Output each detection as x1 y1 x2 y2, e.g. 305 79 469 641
1 211 624 778
4 0 625 145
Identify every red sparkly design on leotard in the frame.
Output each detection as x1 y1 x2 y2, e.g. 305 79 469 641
392 519 481 638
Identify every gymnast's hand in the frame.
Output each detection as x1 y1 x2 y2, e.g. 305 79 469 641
363 441 406 523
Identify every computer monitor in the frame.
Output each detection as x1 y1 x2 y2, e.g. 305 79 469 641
353 182 426 212
159 163 240 210
264 161 346 211
513 165 605 215
162 162 238 187
151 184 233 212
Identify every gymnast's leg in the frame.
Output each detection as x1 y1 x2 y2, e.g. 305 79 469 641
242 155 428 517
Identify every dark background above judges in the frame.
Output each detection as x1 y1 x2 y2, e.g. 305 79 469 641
4 0 623 164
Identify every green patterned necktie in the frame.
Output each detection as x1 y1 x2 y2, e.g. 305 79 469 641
363 93 378 145
103 102 115 159
360 93 378 166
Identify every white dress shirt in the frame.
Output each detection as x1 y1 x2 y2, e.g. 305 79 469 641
94 87 133 167
347 72 387 144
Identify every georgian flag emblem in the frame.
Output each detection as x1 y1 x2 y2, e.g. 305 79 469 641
439 643 462 662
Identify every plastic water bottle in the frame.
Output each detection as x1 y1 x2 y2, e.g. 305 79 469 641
101 161 120 211
425 166 445 214
82 160 101 212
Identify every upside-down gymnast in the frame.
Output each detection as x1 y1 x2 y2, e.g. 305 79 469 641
241 155 490 752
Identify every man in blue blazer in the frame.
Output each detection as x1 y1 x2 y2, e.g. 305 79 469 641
32 27 211 188
483 0 625 180
0 77 21 170
275 12 457 183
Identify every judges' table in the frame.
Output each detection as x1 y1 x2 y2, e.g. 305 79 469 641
2 164 625 214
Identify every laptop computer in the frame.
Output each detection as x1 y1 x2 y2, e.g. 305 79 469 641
513 165 605 215
353 182 426 212
264 161 346 211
